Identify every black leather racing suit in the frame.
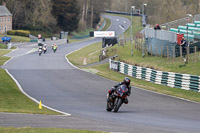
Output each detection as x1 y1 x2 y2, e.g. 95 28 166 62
109 81 131 104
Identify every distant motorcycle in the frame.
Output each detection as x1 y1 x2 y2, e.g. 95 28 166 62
106 85 129 112
52 47 57 53
52 44 57 53
38 46 43 56
43 44 47 54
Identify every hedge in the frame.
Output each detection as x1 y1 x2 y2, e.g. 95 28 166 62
7 30 30 37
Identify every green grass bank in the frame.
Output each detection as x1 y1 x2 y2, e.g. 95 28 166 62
67 14 200 103
0 127 107 133
0 50 60 114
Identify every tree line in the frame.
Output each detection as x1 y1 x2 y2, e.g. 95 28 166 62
1 0 199 33
0 0 109 33
109 0 200 25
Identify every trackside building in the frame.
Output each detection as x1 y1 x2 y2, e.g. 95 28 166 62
0 3 12 34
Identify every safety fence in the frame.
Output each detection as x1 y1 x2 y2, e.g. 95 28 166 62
133 36 200 63
159 14 200 30
145 28 177 43
109 59 200 92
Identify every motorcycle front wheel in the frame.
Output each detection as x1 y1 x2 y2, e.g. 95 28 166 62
106 101 113 112
113 97 122 112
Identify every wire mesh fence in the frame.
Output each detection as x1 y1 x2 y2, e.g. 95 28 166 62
133 36 200 63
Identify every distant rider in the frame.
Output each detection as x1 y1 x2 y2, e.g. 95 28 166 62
108 77 131 104
52 43 57 53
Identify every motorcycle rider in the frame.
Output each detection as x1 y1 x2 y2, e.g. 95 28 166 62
52 43 57 53
108 77 131 104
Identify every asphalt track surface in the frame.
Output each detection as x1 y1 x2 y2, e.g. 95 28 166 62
1 15 200 133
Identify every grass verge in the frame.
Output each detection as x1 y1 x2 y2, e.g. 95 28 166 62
0 34 30 42
88 63 200 102
101 17 111 31
67 41 200 103
67 14 200 103
67 42 102 66
0 127 107 133
0 50 11 65
0 44 7 49
0 50 60 114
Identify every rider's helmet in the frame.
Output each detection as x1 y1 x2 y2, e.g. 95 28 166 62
123 77 131 86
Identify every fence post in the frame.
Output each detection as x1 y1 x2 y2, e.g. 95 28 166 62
195 46 197 63
187 46 189 63
167 45 169 59
180 46 182 60
173 46 175 62
151 44 152 56
156 43 157 56
139 39 141 50
146 44 148 56
142 37 145 58
135 38 137 49
161 45 163 57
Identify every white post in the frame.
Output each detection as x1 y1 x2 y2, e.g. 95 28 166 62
142 4 147 58
131 6 135 56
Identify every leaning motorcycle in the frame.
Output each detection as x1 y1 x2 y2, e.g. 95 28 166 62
106 85 129 112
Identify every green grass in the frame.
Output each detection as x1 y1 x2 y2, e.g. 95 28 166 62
0 127 107 133
0 34 30 42
0 44 17 50
67 42 102 66
67 14 200 103
67 40 200 102
101 17 111 31
68 36 88 44
0 50 60 114
109 42 200 75
0 50 11 65
0 44 7 49
71 28 94 37
88 63 200 102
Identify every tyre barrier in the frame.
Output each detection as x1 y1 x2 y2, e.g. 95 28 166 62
109 59 200 92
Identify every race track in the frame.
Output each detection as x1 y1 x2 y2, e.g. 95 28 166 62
1 15 200 133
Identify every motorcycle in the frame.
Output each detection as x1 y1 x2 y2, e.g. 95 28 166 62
53 47 57 53
43 45 47 54
106 85 129 112
38 46 43 56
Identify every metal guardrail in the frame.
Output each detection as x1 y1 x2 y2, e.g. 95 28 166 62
160 14 200 30
103 10 141 16
109 59 200 92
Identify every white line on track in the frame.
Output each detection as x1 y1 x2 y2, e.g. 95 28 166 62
5 69 71 116
3 47 72 116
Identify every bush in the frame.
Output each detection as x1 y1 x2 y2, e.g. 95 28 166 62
16 30 30 37
7 30 30 37
7 30 16 35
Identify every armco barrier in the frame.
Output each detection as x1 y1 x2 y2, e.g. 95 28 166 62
109 59 200 92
